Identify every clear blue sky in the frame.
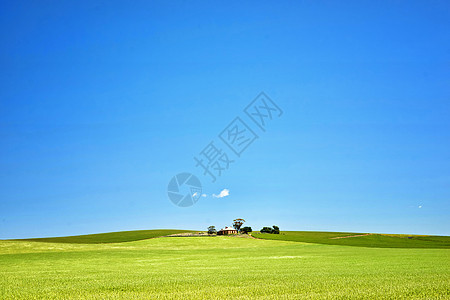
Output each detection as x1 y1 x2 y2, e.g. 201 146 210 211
1 0 449 238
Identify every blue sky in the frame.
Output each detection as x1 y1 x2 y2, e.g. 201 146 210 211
1 0 449 238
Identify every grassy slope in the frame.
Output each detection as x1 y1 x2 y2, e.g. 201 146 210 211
0 236 449 299
252 231 450 248
10 229 195 244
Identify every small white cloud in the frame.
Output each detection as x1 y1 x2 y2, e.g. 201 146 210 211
201 194 207 197
213 189 230 198
418 205 422 209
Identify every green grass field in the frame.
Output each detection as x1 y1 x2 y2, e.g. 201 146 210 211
252 231 450 248
12 229 195 244
1 230 449 299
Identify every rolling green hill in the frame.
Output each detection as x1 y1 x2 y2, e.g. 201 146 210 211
252 231 450 248
1 236 449 299
10 229 449 248
10 229 195 244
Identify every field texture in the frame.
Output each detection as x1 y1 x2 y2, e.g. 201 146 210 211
252 231 450 248
1 232 449 299
13 229 195 244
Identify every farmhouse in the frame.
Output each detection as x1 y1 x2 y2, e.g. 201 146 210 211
217 226 238 235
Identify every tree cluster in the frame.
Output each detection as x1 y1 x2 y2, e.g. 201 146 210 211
260 225 280 234
207 218 253 234
240 226 252 234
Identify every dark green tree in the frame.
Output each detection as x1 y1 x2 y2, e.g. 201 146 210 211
207 226 217 235
272 225 280 234
240 226 252 234
260 227 273 233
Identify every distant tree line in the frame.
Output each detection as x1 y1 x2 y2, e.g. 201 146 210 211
260 225 280 234
207 220 281 235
